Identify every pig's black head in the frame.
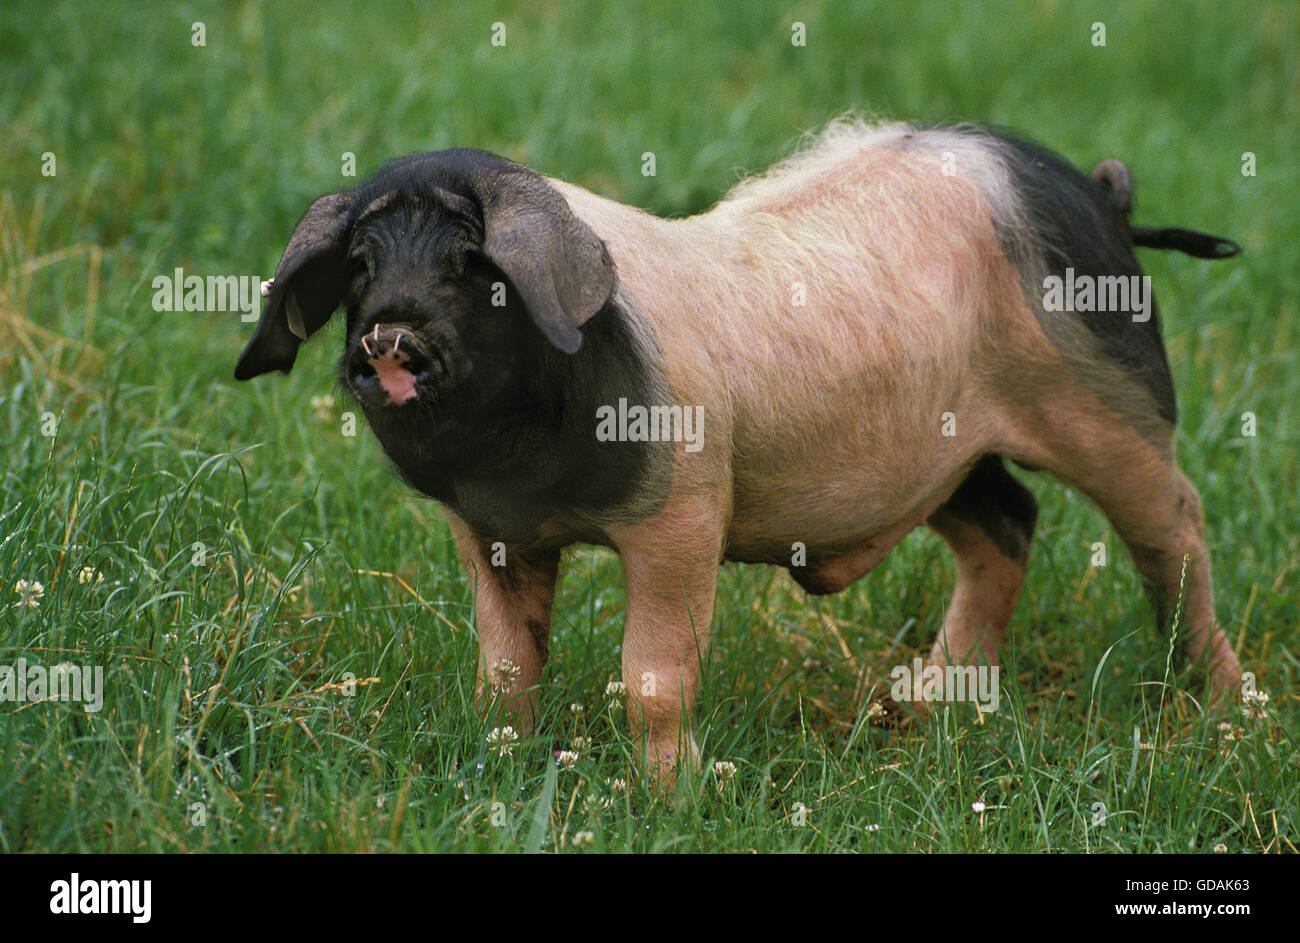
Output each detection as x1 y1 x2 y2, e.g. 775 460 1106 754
233 150 615 420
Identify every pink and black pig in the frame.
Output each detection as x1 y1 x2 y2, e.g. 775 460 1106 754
236 119 1244 783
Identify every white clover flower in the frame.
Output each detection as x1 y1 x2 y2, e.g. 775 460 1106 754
572 736 593 752
569 702 585 715
1242 689 1270 720
489 659 521 695
556 750 579 768
486 726 518 757
713 760 737 791
1213 843 1228 854
865 823 881 832
310 395 336 422
605 681 626 698
1218 723 1243 745
971 800 986 814
14 579 44 609
49 662 77 687
609 778 626 793
572 830 594 849
77 566 104 585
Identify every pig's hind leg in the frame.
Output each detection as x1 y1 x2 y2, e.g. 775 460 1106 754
1022 407 1243 700
924 455 1038 672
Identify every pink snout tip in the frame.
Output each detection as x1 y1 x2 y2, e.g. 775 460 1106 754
368 350 419 405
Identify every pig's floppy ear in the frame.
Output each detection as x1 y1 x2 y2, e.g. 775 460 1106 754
234 191 356 380
477 175 614 354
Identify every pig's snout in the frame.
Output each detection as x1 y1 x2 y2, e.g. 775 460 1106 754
347 325 442 407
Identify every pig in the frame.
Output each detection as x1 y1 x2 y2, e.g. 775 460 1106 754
235 119 1244 783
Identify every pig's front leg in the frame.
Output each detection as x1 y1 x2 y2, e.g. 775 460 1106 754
612 496 725 788
446 512 559 735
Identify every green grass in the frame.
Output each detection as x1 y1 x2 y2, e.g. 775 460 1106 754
1 0 1296 853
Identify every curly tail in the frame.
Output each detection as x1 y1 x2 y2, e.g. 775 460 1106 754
1090 158 1242 259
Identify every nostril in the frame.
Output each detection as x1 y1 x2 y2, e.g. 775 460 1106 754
405 350 432 375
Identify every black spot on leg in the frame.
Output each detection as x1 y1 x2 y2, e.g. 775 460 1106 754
488 545 557 662
525 618 550 662
939 456 1038 560
495 560 521 594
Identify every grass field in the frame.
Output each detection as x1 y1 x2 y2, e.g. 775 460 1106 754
1 0 1296 853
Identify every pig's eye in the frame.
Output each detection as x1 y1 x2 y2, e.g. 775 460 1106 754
347 249 374 285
